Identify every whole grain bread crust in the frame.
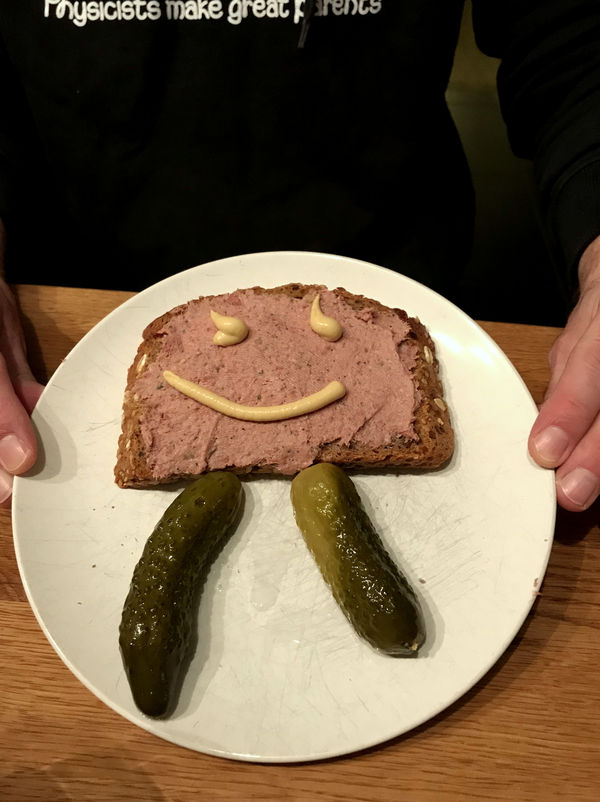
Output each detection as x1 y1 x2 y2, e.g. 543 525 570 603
115 284 454 487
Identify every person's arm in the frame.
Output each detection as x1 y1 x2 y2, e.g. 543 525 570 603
472 1 600 510
0 219 44 507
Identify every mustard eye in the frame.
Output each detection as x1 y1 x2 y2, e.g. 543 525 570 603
210 309 248 346
310 294 343 342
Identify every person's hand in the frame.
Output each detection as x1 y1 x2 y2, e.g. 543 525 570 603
0 279 44 508
529 235 600 511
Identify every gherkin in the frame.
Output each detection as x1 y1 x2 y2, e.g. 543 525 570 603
119 472 243 717
291 463 425 656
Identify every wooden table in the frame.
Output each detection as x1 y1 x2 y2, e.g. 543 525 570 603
1 285 599 801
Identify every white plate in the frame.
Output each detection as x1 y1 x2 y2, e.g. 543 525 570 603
12 251 555 762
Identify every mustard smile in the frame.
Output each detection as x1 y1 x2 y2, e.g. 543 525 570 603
163 370 346 422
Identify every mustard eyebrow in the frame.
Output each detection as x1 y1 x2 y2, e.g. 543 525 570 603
310 294 342 342
210 309 248 346
209 295 343 346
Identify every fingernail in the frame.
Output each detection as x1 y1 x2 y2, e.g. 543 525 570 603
0 434 28 473
558 467 600 510
0 467 13 504
531 426 570 466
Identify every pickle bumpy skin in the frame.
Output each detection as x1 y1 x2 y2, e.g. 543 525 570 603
119 472 243 717
291 463 425 656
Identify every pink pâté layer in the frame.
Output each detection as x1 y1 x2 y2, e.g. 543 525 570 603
115 285 453 487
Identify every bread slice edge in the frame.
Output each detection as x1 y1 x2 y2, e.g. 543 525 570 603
114 283 454 487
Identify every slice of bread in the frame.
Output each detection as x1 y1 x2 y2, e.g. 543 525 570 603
115 284 453 487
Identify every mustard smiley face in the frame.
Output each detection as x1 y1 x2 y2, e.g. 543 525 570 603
163 293 347 420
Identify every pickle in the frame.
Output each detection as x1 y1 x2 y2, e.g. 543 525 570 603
291 463 425 656
119 472 243 717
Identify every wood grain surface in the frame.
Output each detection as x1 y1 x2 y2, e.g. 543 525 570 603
1 285 599 802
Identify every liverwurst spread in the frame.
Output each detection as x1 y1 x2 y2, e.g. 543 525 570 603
133 288 419 477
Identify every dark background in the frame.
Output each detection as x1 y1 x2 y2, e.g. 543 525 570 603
448 2 568 327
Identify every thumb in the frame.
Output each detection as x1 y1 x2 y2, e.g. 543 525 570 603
0 354 40 505
14 376 44 414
